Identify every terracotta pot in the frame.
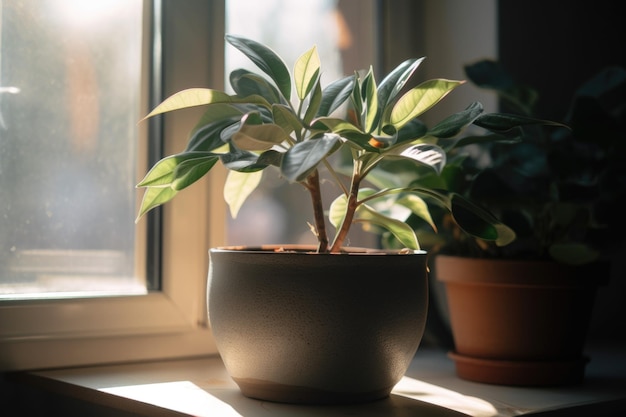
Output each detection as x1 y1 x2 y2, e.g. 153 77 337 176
435 255 608 386
207 245 429 404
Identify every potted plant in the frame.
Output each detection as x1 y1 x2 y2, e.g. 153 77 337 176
409 61 626 386
135 35 545 404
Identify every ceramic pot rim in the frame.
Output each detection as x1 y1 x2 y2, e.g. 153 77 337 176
211 244 426 256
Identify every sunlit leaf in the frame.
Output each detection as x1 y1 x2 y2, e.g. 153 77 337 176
378 57 424 112
294 45 321 100
386 143 447 174
136 186 177 222
395 194 437 232
137 152 216 187
361 67 379 133
172 155 219 191
224 170 263 218
356 204 420 250
389 79 464 128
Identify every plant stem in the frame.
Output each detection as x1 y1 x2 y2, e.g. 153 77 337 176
329 165 362 253
306 169 329 253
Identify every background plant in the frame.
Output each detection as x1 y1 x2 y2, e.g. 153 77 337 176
406 60 626 265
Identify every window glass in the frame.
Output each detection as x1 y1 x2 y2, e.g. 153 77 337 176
0 0 145 299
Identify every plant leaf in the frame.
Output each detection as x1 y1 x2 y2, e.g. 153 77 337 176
355 203 419 250
387 143 447 174
395 194 437 232
549 243 599 265
272 104 302 136
281 133 340 182
230 69 283 104
378 58 424 110
136 186 177 222
317 75 355 117
232 114 292 151
450 193 516 246
224 170 263 218
143 88 232 119
303 78 322 125
294 45 320 100
361 67 379 133
226 34 292 100
137 152 217 187
473 113 568 132
389 79 464 129
427 101 484 138
172 155 220 191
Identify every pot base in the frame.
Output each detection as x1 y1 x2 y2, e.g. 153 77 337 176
448 351 589 386
234 377 392 405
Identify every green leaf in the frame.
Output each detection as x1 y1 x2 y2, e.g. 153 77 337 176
395 194 437 232
136 186 177 222
186 106 244 151
389 79 464 129
226 34 292 100
549 243 599 265
317 75 355 117
137 152 217 187
172 155 219 191
143 88 232 119
361 67 379 133
303 78 322 125
294 45 321 100
224 170 263 218
272 104 302 136
378 58 424 109
281 133 340 182
473 113 568 132
232 114 292 151
220 146 268 172
450 194 516 246
358 205 420 250
230 69 283 104
386 143 447 174
427 101 484 138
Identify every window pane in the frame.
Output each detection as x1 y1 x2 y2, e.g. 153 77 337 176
0 0 145 299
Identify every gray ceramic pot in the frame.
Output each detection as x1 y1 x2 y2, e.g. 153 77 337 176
207 245 429 404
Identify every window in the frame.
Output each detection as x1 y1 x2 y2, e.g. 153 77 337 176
0 0 224 371
0 0 145 299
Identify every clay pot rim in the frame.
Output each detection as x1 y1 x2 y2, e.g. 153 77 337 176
434 254 610 287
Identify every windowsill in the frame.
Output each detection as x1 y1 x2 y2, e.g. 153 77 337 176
8 344 626 417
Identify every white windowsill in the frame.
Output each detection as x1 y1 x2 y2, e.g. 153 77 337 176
8 344 626 416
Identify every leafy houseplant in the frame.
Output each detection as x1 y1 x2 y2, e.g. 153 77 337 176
135 37 540 252
134 35 545 404
426 61 626 266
